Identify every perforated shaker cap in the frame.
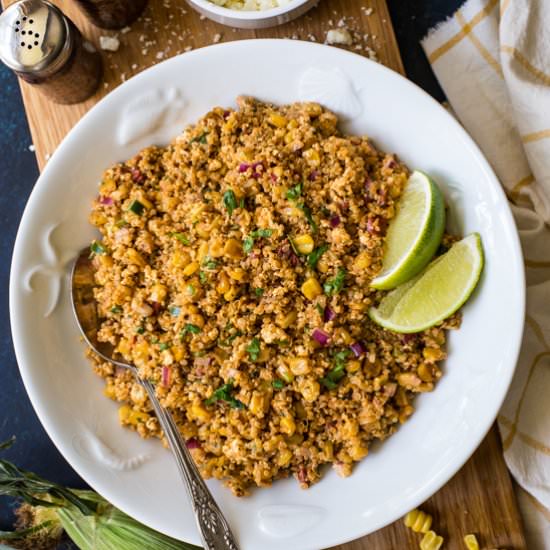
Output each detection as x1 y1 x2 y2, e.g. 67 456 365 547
0 0 72 76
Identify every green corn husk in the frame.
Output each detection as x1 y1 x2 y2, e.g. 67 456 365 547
0 438 201 550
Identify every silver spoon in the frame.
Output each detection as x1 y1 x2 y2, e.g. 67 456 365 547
70 248 239 550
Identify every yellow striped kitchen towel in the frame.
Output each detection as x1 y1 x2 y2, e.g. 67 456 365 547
422 1 550 547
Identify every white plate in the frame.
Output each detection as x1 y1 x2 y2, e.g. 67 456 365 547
10 40 525 550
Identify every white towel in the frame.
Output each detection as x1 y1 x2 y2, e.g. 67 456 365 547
422 0 550 547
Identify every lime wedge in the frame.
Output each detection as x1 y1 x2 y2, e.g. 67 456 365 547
369 233 484 333
371 171 445 290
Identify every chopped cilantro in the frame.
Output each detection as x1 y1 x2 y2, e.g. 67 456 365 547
202 257 218 270
136 326 145 334
223 190 238 216
180 324 201 339
323 268 346 296
321 349 351 389
272 379 285 390
159 342 171 351
299 203 317 233
315 304 324 316
171 232 190 245
115 219 128 228
205 381 245 409
286 182 303 201
110 305 122 314
254 287 264 297
246 337 261 362
199 271 208 284
243 228 273 254
243 236 255 254
90 240 107 257
190 132 208 144
308 244 329 269
186 284 195 295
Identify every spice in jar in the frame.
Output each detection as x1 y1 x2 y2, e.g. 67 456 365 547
0 0 103 105
73 0 148 30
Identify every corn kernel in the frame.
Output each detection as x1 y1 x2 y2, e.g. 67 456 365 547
89 211 108 226
189 403 211 423
249 392 266 417
277 310 297 329
172 345 185 361
150 284 167 303
103 383 116 400
99 177 116 196
98 255 114 268
420 531 443 550
280 415 296 436
172 250 190 268
224 286 238 301
317 256 330 273
126 248 146 267
298 378 320 402
303 148 320 165
354 251 372 270
189 313 205 328
404 509 432 533
197 242 209 262
287 357 311 375
209 237 225 258
294 234 314 254
116 338 131 357
348 438 369 460
346 360 362 373
423 347 444 362
132 341 149 364
118 405 131 423
183 261 199 276
196 223 210 239
228 268 246 281
273 166 283 178
136 193 153 209
322 441 334 460
301 277 322 300
464 534 480 550
268 113 288 128
277 363 294 383
287 119 298 129
277 449 293 467
224 238 243 259
216 273 231 294
190 203 206 222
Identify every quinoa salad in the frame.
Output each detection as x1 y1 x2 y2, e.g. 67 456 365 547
86 97 460 496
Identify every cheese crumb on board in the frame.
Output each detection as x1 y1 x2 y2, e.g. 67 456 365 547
99 35 120 52
325 28 353 46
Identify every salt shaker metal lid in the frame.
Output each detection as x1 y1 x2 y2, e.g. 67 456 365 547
0 0 72 76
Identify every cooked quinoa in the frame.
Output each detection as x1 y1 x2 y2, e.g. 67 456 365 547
87 97 460 496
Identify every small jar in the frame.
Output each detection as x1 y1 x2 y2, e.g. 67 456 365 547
73 0 148 30
0 0 103 105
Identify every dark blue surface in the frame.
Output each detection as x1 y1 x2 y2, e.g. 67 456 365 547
0 0 462 531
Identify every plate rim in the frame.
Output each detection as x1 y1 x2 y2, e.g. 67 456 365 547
9 39 526 549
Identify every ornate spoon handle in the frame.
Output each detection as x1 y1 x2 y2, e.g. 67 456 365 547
141 379 239 550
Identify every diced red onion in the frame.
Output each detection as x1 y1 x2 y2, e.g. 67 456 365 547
186 438 201 450
131 168 145 183
308 170 319 181
223 110 230 119
151 301 162 314
271 173 278 182
312 328 330 346
238 163 249 173
330 215 340 228
350 341 366 357
323 306 336 322
162 366 170 387
339 201 349 212
99 195 113 205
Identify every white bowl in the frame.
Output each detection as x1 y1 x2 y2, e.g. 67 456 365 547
185 0 318 29
10 40 524 550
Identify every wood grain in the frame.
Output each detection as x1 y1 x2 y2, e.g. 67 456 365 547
1 0 526 547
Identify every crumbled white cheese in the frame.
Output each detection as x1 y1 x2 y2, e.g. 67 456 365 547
325 28 353 46
207 0 294 10
99 35 120 52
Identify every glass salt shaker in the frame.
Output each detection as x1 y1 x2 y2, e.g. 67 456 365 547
73 0 148 30
0 0 103 105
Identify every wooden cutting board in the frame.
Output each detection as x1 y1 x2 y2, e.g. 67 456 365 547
2 0 527 548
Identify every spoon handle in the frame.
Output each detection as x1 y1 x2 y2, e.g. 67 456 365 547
140 378 239 550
